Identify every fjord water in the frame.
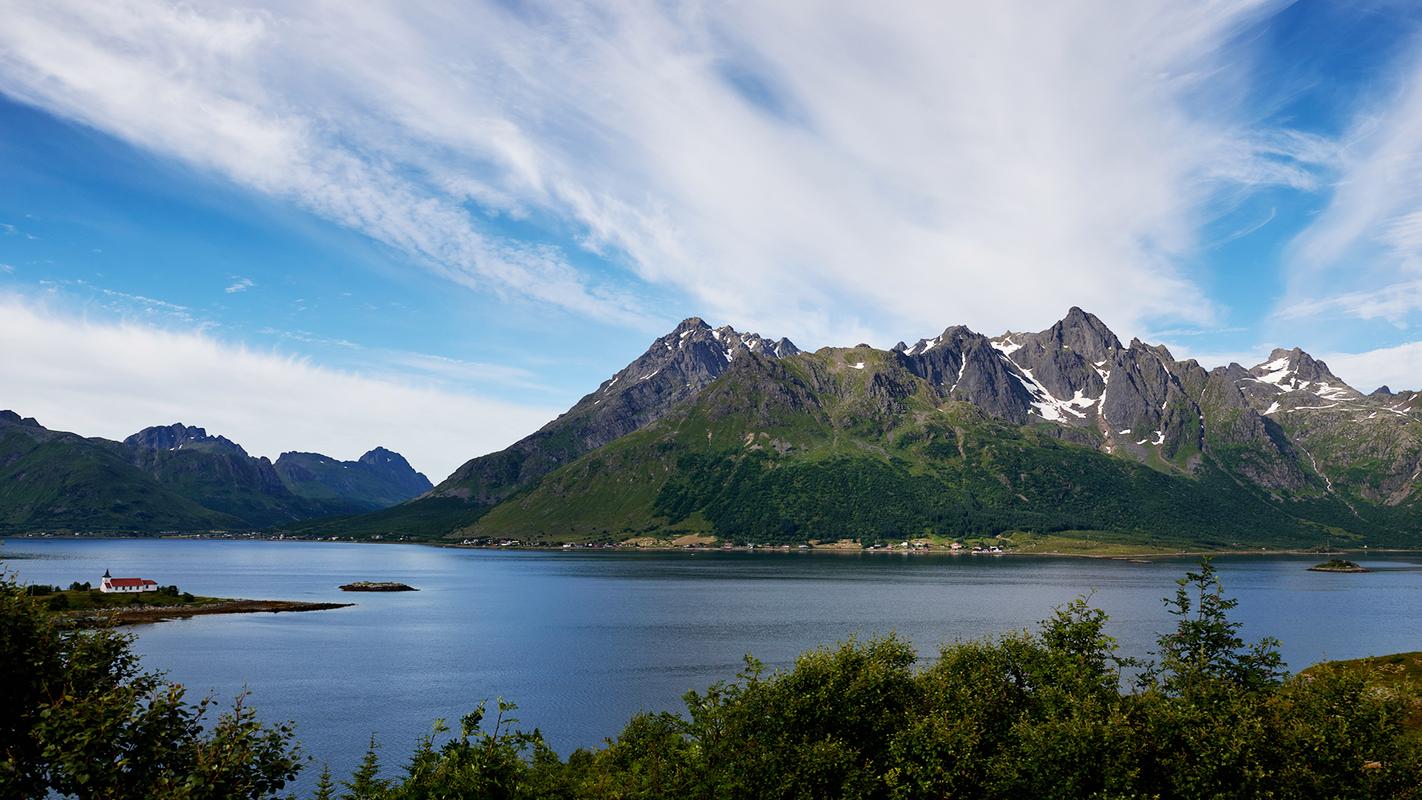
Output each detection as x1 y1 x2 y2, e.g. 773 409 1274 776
6 539 1422 789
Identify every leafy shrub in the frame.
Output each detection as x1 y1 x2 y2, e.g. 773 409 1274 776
323 560 1422 798
0 575 302 798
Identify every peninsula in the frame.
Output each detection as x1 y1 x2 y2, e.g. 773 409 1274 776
27 582 350 627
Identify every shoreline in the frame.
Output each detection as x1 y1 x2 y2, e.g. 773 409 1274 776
6 532 1420 562
61 598 354 627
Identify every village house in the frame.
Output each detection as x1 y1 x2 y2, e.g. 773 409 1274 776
99 569 157 594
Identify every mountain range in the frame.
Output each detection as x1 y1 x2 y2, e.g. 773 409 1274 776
296 308 1420 549
0 414 431 532
5 307 1419 549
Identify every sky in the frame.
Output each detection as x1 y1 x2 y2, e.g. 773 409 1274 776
3 0 1422 480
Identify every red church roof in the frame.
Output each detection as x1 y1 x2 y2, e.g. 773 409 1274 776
107 577 156 588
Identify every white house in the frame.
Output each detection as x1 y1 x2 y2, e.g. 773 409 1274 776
99 569 157 594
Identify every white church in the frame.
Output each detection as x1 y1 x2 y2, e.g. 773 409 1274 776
99 569 158 594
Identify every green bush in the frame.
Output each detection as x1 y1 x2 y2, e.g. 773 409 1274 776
319 560 1422 799
6 562 1420 799
0 574 302 798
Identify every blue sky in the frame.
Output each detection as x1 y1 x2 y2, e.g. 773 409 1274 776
3 1 1422 478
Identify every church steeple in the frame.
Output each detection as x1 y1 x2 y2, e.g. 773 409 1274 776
103 568 111 578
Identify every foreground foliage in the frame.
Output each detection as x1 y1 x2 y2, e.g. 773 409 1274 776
0 574 302 799
334 562 1422 798
5 562 1421 798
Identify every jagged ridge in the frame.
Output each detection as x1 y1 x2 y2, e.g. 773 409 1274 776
317 308 1420 543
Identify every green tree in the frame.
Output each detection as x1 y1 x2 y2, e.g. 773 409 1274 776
390 700 562 800
1148 558 1284 695
0 573 302 799
312 764 336 800
341 736 388 800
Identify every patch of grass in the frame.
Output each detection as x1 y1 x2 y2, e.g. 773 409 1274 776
24 583 218 613
1002 532 1192 556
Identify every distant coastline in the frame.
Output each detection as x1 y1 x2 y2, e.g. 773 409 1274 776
5 531 1417 562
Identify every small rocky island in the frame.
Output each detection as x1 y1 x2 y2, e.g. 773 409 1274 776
340 581 417 592
1308 559 1368 573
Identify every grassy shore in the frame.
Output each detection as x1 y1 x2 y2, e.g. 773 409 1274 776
24 584 351 627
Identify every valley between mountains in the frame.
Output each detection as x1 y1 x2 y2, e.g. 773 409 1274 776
6 308 1421 551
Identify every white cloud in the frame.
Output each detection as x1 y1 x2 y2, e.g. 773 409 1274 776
224 276 255 293
1275 278 1422 324
0 0 1318 345
0 295 560 480
1317 342 1422 395
1284 38 1422 323
1165 338 1422 394
0 0 652 328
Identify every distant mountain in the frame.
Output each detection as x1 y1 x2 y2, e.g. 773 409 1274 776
300 317 803 537
313 309 1421 547
123 423 301 526
0 412 237 533
274 447 431 513
0 414 429 532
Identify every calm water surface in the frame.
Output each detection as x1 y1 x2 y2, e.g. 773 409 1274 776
4 538 1421 791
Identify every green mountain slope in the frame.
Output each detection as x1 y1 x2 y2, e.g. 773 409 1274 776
273 448 433 514
466 348 1388 547
309 309 1421 546
0 413 434 533
0 413 239 533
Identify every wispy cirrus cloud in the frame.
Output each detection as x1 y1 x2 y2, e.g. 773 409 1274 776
0 0 654 329
1283 36 1422 325
1276 279 1422 325
0 0 1328 346
224 276 255 294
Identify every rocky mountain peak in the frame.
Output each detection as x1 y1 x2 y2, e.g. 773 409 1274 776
1372 385 1394 396
0 410 41 428
359 446 411 469
1043 307 1123 361
902 325 974 357
599 319 800 400
1249 347 1355 398
124 423 245 454
673 316 711 334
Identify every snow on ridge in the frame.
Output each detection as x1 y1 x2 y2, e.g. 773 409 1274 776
1264 401 1280 415
992 336 1023 356
1312 382 1354 401
1285 402 1341 412
850 361 866 370
1258 367 1295 386
1011 364 1094 422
